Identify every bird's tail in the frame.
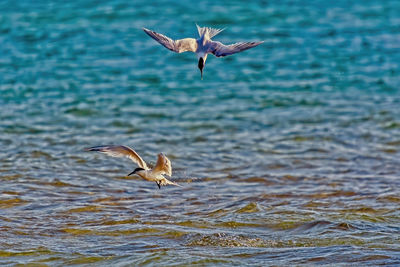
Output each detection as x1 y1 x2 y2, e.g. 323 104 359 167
161 178 182 187
196 24 224 38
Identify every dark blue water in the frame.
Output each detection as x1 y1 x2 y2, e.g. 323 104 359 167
1 0 400 265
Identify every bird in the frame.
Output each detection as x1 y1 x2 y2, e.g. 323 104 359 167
85 145 181 189
143 24 264 79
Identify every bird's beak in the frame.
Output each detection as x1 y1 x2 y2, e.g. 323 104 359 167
127 170 135 176
200 69 203 80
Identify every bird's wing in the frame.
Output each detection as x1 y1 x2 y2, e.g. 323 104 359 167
208 40 264 57
143 28 197 53
85 145 148 169
153 153 172 177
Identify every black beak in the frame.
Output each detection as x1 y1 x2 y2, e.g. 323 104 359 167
127 170 135 176
198 58 204 80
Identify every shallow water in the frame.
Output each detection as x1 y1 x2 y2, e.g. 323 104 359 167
1 0 400 266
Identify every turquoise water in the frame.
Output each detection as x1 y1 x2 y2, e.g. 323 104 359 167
1 0 400 265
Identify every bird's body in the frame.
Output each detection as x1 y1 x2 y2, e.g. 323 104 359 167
143 25 263 79
85 145 180 189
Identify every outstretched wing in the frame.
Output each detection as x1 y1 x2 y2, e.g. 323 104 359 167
85 145 148 169
153 153 172 177
143 28 197 53
208 40 264 57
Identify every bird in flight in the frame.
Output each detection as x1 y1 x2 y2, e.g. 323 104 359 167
85 145 180 189
143 24 264 79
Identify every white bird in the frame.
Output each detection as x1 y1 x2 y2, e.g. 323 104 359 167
85 145 180 189
143 24 264 79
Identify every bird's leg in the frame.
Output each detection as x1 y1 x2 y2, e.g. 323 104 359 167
156 181 161 189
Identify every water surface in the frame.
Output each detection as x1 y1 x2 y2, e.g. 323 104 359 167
1 0 400 265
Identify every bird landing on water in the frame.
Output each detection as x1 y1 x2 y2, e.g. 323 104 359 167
85 145 181 189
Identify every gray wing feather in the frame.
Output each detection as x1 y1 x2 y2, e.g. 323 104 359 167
208 41 264 57
153 153 172 177
143 28 197 53
85 145 148 169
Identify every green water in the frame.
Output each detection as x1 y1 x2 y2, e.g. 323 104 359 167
1 0 400 265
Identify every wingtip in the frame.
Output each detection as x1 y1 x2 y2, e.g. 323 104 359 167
170 180 182 187
143 27 154 34
250 40 265 47
84 145 110 152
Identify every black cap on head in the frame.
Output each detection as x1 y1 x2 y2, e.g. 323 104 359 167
128 167 145 176
198 58 204 79
198 57 204 70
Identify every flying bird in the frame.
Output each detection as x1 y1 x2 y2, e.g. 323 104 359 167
85 145 180 189
143 24 264 79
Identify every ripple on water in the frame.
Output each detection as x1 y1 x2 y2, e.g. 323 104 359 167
65 108 98 117
1 0 400 266
0 198 29 209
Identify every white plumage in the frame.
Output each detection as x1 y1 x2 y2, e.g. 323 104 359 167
85 145 179 189
143 24 263 79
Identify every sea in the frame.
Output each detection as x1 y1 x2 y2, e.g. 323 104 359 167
1 0 400 265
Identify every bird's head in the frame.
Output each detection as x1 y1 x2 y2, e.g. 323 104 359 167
198 57 204 79
128 167 145 176
198 55 208 79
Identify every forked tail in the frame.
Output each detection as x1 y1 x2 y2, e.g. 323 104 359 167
196 24 225 38
160 178 182 187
